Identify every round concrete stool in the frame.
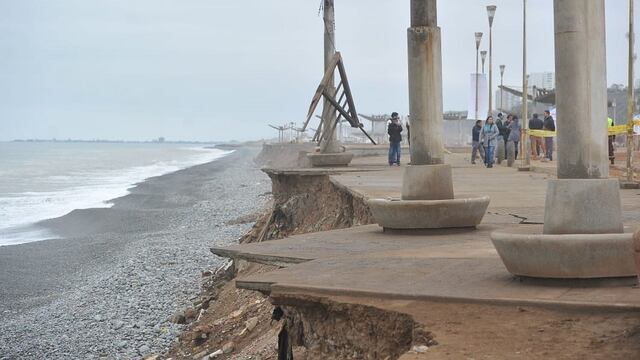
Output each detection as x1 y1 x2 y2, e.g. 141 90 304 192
368 196 490 230
491 225 635 278
307 152 354 167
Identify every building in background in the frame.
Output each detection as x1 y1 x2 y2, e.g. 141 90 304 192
495 88 523 112
529 72 556 90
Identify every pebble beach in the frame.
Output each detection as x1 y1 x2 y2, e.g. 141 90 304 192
0 147 270 359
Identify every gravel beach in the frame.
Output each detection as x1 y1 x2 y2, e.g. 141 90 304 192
0 147 270 359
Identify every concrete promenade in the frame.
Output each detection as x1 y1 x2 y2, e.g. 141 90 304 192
213 151 640 311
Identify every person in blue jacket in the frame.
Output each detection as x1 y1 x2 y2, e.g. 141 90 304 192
480 116 499 168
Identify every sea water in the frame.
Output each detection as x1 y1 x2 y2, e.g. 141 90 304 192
0 142 231 246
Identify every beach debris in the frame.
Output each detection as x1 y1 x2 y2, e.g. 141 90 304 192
209 349 223 358
196 309 206 322
229 309 243 319
222 341 235 354
191 325 213 345
245 317 259 332
171 312 187 325
184 307 198 321
411 345 429 353
192 350 208 359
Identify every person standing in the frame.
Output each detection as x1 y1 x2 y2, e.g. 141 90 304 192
608 116 615 165
543 110 556 161
480 116 499 168
528 113 545 159
387 112 403 166
504 114 513 148
406 116 411 146
496 112 508 148
471 120 483 164
507 115 521 160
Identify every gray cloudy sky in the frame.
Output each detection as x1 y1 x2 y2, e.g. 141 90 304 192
1 0 637 142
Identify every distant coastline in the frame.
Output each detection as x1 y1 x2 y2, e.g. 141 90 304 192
7 138 268 147
9 138 218 144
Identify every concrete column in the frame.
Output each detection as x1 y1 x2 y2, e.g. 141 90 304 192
320 0 341 153
407 0 444 165
543 0 622 235
554 0 609 179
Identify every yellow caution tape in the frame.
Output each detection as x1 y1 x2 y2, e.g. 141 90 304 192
526 129 556 138
608 125 628 135
524 120 640 137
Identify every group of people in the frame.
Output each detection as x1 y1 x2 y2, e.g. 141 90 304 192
528 110 556 161
471 110 556 168
386 110 558 168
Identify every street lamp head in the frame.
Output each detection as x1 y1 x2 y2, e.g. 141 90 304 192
481 51 487 62
487 5 497 27
500 64 506 75
475 32 483 49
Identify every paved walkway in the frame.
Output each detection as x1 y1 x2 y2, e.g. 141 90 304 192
213 151 640 311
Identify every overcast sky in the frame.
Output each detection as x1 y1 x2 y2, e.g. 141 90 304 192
1 0 638 142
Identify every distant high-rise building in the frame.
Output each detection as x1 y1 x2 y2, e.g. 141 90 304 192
495 88 522 112
529 72 555 90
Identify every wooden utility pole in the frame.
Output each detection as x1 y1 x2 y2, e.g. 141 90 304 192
319 0 340 153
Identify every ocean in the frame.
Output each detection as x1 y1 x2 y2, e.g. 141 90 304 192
0 142 231 246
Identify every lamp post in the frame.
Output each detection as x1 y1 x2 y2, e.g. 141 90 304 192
475 32 483 121
626 0 635 182
481 51 487 74
521 0 530 168
487 5 497 117
499 64 506 111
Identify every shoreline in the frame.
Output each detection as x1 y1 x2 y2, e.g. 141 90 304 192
0 145 234 247
0 146 271 359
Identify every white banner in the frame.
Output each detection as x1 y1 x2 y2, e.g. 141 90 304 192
468 73 488 120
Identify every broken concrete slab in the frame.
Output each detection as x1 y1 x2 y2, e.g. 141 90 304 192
236 255 640 311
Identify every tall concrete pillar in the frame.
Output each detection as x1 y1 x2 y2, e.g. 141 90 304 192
367 0 490 228
543 0 622 235
554 0 609 179
489 1 626 279
407 0 444 165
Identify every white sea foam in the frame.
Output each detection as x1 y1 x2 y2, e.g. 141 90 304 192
0 146 232 246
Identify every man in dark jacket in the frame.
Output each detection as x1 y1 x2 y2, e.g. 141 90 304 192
496 113 508 148
388 112 403 166
529 113 545 159
542 110 556 160
471 120 484 164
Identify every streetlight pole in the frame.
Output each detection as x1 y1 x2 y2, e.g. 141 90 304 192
475 32 483 121
500 65 506 111
522 0 530 168
626 0 635 182
487 5 497 117
481 51 487 74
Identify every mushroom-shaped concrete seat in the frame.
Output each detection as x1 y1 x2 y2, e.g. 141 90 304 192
368 196 490 230
307 152 354 167
491 225 636 278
